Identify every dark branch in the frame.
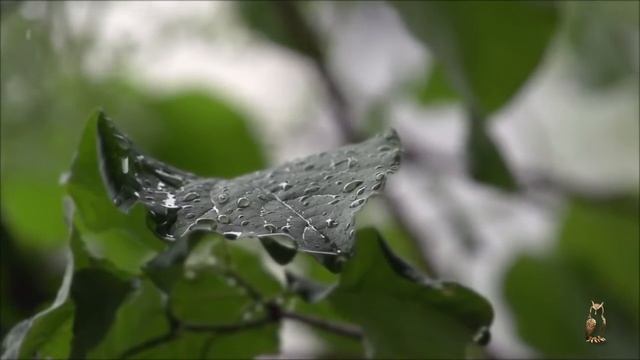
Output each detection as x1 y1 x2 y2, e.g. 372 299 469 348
119 330 178 359
280 308 363 340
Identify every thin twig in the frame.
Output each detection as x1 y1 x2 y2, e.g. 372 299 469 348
181 317 275 333
280 308 364 340
316 61 359 143
119 330 178 359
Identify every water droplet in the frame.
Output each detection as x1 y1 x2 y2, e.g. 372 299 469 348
183 192 198 202
217 193 229 204
303 185 320 194
223 232 240 240
302 201 310 206
217 214 230 224
299 195 310 202
375 172 386 181
328 199 340 205
194 218 217 231
371 182 383 191
343 180 363 193
335 180 343 185
279 182 292 191
322 211 328 216
349 199 365 208
347 157 358 168
323 174 334 180
236 197 250 208
241 220 249 226
280 225 291 233
356 186 366 196
303 163 314 171
264 223 277 233
349 229 355 238
184 212 196 219
377 145 391 152
326 219 338 228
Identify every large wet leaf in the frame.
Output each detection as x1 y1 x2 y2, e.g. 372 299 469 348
96 111 402 263
327 229 493 358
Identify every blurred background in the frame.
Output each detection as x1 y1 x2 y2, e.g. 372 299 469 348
0 1 638 358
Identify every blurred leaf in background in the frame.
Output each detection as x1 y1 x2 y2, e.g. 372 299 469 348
505 197 639 359
393 1 559 190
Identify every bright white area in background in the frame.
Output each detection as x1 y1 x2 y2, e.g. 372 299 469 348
60 1 639 358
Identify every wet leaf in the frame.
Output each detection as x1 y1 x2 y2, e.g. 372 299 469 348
96 111 402 265
328 228 493 358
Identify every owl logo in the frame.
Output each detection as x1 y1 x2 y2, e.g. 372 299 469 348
585 300 606 344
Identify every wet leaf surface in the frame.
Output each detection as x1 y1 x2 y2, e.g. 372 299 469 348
96 111 402 262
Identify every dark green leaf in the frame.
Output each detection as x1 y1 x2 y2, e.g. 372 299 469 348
328 228 493 358
96 112 402 266
65 111 164 275
467 118 518 191
394 0 559 115
88 279 170 359
69 268 132 358
1 224 87 359
259 237 298 265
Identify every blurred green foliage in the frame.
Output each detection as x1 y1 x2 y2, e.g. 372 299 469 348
505 197 639 359
393 1 558 190
1 1 638 359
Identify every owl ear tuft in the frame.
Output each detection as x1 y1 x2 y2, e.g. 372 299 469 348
591 300 595 306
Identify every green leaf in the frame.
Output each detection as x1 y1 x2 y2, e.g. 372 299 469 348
394 0 559 115
285 272 364 357
558 198 639 321
413 64 460 105
96 112 402 267
504 197 640 358
65 111 164 275
172 237 282 326
1 225 87 359
133 325 279 359
136 92 267 179
88 279 170 359
328 228 493 358
467 118 518 191
69 268 132 358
